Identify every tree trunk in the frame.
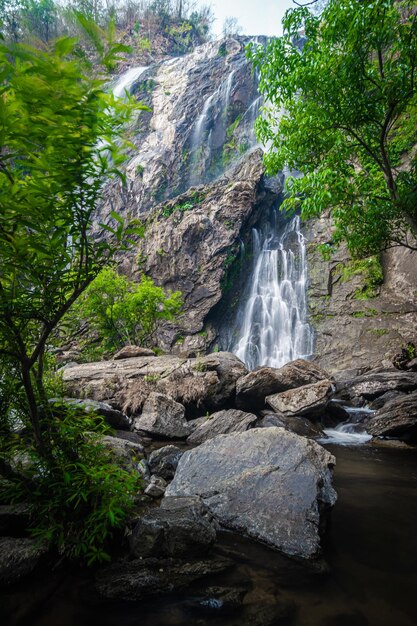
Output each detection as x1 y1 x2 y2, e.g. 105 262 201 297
21 363 44 454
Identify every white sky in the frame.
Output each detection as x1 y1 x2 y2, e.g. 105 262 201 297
199 0 296 38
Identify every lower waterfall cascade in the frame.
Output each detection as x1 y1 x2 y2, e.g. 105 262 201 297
231 210 314 370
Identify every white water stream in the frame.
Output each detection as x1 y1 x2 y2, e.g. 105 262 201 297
232 214 314 370
320 406 374 446
112 66 148 98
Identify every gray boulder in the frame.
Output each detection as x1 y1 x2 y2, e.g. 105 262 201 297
266 380 334 419
50 397 131 430
187 409 257 445
236 359 331 411
256 414 323 438
336 370 417 402
0 537 47 585
94 555 232 601
130 498 216 558
148 445 184 480
366 391 417 440
165 428 337 559
102 435 145 471
113 346 156 359
133 392 191 439
144 475 167 498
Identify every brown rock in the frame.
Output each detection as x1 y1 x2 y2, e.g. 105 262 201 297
113 346 156 360
266 380 334 419
236 359 331 411
133 392 191 439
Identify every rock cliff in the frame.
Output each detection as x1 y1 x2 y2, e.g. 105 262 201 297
99 37 417 371
306 216 417 373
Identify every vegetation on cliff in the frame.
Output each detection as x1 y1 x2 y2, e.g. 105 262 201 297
65 268 183 360
0 0 213 62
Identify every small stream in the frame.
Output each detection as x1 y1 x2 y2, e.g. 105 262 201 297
4 443 417 626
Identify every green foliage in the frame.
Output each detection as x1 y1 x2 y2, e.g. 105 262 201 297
0 31 144 448
0 26 146 564
249 0 417 257
160 192 204 218
70 268 183 352
336 256 384 299
217 41 227 57
351 308 379 318
137 35 151 52
406 342 417 359
0 405 141 565
368 328 389 337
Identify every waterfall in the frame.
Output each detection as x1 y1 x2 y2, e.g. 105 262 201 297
232 212 314 370
112 66 148 98
188 65 252 185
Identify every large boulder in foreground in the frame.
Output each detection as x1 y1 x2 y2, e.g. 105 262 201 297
266 380 334 419
366 391 417 441
133 393 191 439
236 360 331 411
187 409 257 445
165 428 337 559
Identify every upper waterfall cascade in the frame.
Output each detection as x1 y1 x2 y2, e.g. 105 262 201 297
102 40 313 364
232 212 314 370
111 66 148 98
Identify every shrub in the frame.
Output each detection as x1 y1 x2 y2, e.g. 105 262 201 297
0 405 141 565
69 268 183 352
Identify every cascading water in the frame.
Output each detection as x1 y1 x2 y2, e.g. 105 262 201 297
232 211 314 370
112 66 148 98
188 63 259 185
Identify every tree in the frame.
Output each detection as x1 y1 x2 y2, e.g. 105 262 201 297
249 0 417 257
70 267 183 353
0 0 26 40
21 0 57 41
222 16 242 38
0 31 144 454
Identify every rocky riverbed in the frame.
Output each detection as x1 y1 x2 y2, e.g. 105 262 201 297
2 350 417 626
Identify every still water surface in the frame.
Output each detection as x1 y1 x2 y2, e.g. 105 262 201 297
4 444 417 626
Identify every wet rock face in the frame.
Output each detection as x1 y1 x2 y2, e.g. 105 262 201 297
305 215 417 373
236 360 331 411
366 391 417 440
165 428 337 560
127 150 272 351
104 37 261 219
335 370 417 403
96 37 278 353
